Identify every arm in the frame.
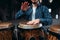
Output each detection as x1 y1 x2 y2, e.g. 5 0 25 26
40 6 52 25
15 2 30 19
15 10 24 19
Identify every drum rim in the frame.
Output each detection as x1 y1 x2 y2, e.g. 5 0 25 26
48 25 60 34
0 22 13 29
18 23 42 29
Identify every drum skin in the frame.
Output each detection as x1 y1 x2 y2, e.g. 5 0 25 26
47 25 60 40
0 22 13 40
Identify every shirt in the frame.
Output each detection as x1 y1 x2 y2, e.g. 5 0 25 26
32 6 37 20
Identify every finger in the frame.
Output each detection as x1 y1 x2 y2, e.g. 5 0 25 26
27 6 30 9
25 1 28 4
27 2 29 5
27 21 31 24
33 22 36 25
21 3 24 9
21 2 23 5
27 22 32 24
27 22 31 25
24 1 29 6
24 1 28 5
33 22 38 25
27 21 33 25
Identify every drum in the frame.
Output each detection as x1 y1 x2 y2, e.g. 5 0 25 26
18 21 45 40
47 25 60 40
0 22 13 40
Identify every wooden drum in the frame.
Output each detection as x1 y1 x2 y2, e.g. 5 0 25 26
47 25 60 40
0 22 13 40
18 21 45 40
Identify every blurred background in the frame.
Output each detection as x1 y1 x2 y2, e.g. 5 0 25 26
0 0 60 22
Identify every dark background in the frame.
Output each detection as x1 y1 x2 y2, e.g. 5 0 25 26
0 0 60 21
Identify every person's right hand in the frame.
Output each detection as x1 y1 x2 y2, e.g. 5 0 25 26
21 2 30 11
27 20 34 25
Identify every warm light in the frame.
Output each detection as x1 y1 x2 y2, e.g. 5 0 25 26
49 8 51 13
56 14 58 19
49 0 53 3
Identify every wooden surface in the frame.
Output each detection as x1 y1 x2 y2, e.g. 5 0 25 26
0 22 13 29
0 30 13 40
47 25 60 40
49 25 60 34
0 22 13 40
19 29 45 40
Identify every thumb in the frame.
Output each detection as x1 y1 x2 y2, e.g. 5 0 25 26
21 2 23 5
27 6 30 9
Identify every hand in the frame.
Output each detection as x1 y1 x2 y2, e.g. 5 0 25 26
33 19 40 25
21 1 30 11
27 21 34 25
27 19 40 25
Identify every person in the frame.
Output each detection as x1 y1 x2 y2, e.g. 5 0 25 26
15 0 52 40
15 0 52 26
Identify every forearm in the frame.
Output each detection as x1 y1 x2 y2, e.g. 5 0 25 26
40 18 52 25
15 10 24 19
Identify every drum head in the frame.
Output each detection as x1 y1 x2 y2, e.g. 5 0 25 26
18 22 43 29
48 25 60 34
18 23 39 29
0 22 13 29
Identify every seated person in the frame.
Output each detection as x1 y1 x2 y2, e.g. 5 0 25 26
15 0 52 26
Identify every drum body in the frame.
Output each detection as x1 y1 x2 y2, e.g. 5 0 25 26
18 21 45 40
47 25 60 40
0 22 13 40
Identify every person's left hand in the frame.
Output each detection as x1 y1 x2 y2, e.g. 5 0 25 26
33 19 40 25
27 19 40 25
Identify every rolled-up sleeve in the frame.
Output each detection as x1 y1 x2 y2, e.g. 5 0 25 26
40 6 52 25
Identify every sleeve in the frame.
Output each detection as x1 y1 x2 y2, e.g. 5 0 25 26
15 10 24 19
40 6 52 25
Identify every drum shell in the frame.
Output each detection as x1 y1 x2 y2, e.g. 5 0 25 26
0 22 14 40
18 27 45 40
46 25 60 40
